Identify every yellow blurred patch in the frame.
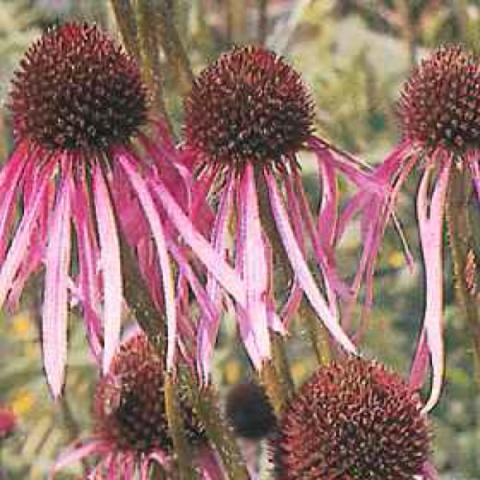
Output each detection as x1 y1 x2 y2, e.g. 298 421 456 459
388 250 404 269
291 361 308 382
11 389 36 416
11 311 33 338
224 360 241 385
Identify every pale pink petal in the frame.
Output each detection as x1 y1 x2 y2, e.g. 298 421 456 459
265 170 356 354
0 165 51 309
417 161 451 413
198 175 234 382
467 152 480 202
150 178 246 305
117 152 177 371
422 461 439 480
43 170 72 398
238 164 270 362
93 164 122 374
409 329 429 391
52 439 109 475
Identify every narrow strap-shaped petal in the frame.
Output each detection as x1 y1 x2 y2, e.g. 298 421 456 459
150 177 246 305
417 161 451 413
43 166 72 398
467 151 480 202
117 152 177 371
73 165 102 362
265 170 356 354
93 163 123 374
51 439 109 476
197 176 234 382
409 329 429 391
0 163 51 309
238 164 271 363
422 460 439 480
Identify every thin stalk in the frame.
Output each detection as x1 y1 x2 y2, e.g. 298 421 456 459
164 372 198 480
257 0 269 45
181 371 249 480
258 360 287 415
154 0 194 96
136 0 172 129
109 0 140 58
299 301 331 366
446 165 480 385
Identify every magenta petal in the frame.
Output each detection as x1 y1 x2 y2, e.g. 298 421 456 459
0 165 50 309
468 152 480 202
416 161 451 413
150 178 246 305
409 329 429 391
265 171 356 354
93 163 123 374
238 164 271 362
118 152 177 371
42 172 72 398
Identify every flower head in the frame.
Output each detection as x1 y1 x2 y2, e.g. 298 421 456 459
10 23 147 152
399 45 480 153
0 22 214 396
54 333 219 478
185 45 314 173
274 357 430 480
170 45 367 381
226 381 276 440
0 406 16 440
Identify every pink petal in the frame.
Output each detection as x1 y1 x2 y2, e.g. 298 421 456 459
0 164 51 309
43 171 72 398
150 178 246 305
416 160 451 413
93 163 123 374
265 170 356 354
467 152 480 202
238 164 270 363
117 152 177 371
409 329 429 391
52 439 108 475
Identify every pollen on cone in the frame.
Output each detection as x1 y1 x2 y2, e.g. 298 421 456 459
9 23 148 152
274 357 430 480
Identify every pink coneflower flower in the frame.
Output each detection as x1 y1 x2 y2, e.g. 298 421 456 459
273 357 434 480
158 45 368 379
339 45 480 412
2 22 215 396
0 405 16 440
53 333 222 479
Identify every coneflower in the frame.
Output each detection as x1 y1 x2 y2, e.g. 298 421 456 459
338 45 480 412
274 357 433 480
53 333 220 478
156 45 370 380
2 22 219 395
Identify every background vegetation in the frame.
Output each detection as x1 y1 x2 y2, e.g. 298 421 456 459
0 0 479 478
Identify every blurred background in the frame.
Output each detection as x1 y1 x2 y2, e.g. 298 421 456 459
0 0 479 478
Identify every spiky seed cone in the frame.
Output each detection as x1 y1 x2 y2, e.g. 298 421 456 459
10 23 148 153
399 45 480 153
274 357 430 480
226 382 277 440
94 334 204 453
184 45 314 174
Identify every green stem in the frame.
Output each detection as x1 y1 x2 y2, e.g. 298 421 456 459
164 373 198 480
446 165 480 385
109 0 140 58
181 371 249 480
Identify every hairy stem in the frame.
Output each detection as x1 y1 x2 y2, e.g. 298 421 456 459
446 165 480 385
109 0 140 58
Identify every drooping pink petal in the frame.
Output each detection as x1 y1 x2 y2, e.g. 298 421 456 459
93 163 122 374
42 167 72 398
238 164 271 363
150 178 246 305
0 163 52 309
51 439 109 475
416 159 451 413
117 151 177 371
265 170 356 354
409 329 429 391
72 164 102 361
197 175 234 382
422 460 439 480
467 151 480 202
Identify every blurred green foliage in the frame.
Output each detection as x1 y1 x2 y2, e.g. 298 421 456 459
0 1 479 478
